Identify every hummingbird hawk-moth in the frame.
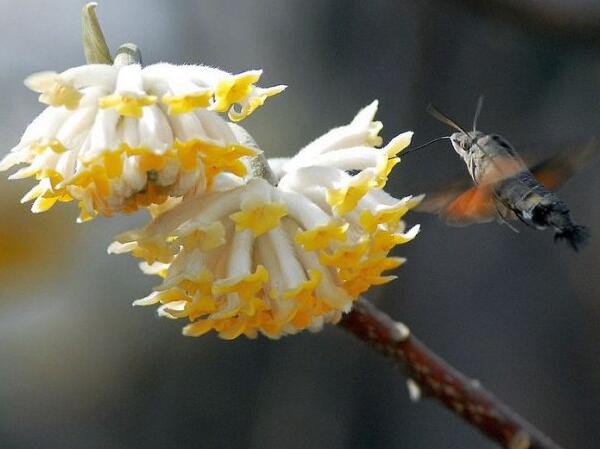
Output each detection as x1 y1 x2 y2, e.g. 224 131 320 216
415 99 593 251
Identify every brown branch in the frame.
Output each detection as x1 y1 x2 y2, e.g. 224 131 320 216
339 298 565 449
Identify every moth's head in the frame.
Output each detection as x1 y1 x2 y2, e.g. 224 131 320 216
450 130 485 159
428 98 486 161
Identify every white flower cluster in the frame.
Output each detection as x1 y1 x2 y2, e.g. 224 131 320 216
1 63 284 220
109 102 421 338
1 24 420 338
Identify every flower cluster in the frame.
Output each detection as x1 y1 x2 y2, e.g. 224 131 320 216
109 102 421 339
2 9 420 339
1 63 284 221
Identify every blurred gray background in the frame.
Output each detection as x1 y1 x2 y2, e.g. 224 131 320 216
0 1 599 448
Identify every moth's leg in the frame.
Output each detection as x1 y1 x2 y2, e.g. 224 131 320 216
494 201 520 233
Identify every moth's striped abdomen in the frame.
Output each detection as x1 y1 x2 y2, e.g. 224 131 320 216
494 171 589 250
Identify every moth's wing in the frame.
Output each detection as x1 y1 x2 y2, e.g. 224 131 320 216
441 185 498 226
528 140 599 190
416 180 498 227
415 179 470 214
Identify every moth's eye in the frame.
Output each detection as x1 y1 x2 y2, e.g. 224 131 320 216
492 135 511 149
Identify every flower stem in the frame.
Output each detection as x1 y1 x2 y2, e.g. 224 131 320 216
114 43 142 66
228 123 279 185
339 298 565 449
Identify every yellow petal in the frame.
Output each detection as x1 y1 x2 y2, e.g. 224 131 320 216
162 91 212 114
230 203 287 236
99 94 157 118
294 221 349 251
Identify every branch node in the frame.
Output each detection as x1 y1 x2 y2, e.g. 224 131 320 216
395 322 411 341
509 431 532 449
406 378 422 402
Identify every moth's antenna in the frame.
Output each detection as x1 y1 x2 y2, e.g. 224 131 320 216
472 95 484 131
403 136 450 156
427 104 470 135
428 101 510 179
470 95 516 180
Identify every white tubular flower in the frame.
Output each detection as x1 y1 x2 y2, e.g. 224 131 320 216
110 102 421 339
1 63 285 221
274 100 384 175
275 100 416 215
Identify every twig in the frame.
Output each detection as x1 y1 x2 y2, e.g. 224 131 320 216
339 298 565 449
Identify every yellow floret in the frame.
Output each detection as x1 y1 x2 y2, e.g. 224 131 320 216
158 271 218 321
177 222 226 252
326 175 376 216
200 144 256 185
130 236 174 264
294 221 349 251
359 205 413 233
319 240 370 269
31 139 67 155
22 171 72 213
102 150 124 178
31 195 59 213
99 93 157 118
212 265 269 315
228 85 287 122
133 288 189 307
182 319 218 338
41 83 82 109
162 91 212 114
341 256 405 297
175 269 214 297
174 139 255 186
370 229 415 254
212 71 262 112
230 202 288 236
283 269 322 302
374 157 399 189
282 270 333 329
